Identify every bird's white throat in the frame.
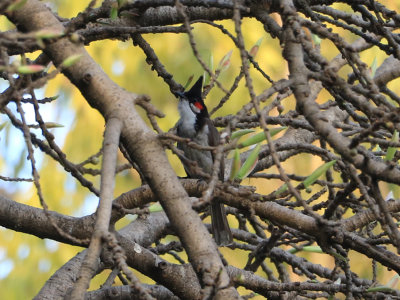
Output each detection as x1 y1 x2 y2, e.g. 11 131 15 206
177 99 197 138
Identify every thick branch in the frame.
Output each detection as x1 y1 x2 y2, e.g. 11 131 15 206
7 1 237 298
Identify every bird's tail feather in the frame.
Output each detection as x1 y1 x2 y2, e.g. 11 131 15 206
211 200 233 246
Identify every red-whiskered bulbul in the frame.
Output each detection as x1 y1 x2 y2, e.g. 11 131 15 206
176 76 233 246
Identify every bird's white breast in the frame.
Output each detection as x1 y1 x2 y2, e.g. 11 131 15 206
177 100 197 138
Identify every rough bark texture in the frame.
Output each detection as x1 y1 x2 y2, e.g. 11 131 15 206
1 0 400 299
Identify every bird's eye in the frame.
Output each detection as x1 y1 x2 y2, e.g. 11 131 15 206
190 102 201 114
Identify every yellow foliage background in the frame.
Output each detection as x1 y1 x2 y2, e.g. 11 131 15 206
0 1 399 298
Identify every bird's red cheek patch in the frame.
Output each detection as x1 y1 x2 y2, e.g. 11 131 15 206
194 102 203 110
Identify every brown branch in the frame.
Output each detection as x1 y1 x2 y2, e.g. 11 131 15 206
7 1 236 298
71 118 124 299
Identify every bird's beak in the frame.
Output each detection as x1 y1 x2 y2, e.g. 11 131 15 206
174 91 185 100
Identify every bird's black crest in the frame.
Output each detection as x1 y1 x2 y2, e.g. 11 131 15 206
185 76 203 101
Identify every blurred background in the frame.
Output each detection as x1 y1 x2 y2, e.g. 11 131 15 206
0 1 399 298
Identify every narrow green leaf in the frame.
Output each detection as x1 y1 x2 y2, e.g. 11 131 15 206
276 160 336 196
229 148 241 181
17 65 45 74
302 246 324 253
49 95 60 101
385 130 398 162
149 203 163 213
303 160 336 188
275 183 288 196
217 50 233 72
44 122 64 128
239 127 286 148
110 4 118 19
366 286 396 293
61 54 83 68
288 245 324 254
269 127 287 136
249 37 263 58
239 131 268 147
6 0 27 12
236 143 261 180
231 129 254 140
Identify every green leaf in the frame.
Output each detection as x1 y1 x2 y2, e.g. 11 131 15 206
239 127 286 148
276 160 336 196
229 148 241 181
249 37 263 58
236 143 261 180
231 129 254 140
311 34 321 46
366 286 397 293
149 203 163 213
110 3 118 19
217 50 232 72
385 130 398 162
291 245 324 254
49 95 60 101
275 183 288 196
61 54 83 68
303 160 336 188
44 122 64 128
6 0 27 12
17 65 45 74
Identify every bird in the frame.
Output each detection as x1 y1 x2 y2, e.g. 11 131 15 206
175 76 233 246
